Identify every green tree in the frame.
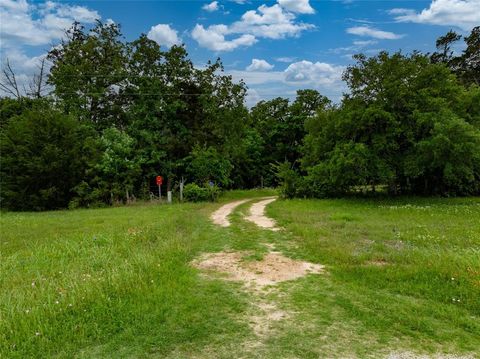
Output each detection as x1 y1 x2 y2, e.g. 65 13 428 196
93 127 141 203
125 40 248 191
301 51 480 197
432 26 480 87
458 26 480 86
430 30 462 65
185 146 232 187
0 107 93 210
405 111 480 195
48 21 128 130
249 90 329 187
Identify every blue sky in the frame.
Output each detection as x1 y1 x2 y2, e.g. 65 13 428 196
1 0 479 105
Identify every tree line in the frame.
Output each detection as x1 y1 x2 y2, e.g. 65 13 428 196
1 22 479 210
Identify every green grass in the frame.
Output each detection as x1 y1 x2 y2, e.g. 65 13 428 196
1 191 479 358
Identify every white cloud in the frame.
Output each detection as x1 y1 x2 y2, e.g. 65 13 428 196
233 4 313 39
191 2 314 51
0 0 99 47
192 24 257 51
53 3 99 22
0 49 51 96
229 60 344 87
346 26 404 40
229 60 346 105
245 88 261 107
229 69 284 85
246 59 274 71
202 1 219 12
390 0 480 31
147 24 181 48
1 49 48 73
284 61 344 85
0 0 29 12
277 0 315 14
0 0 102 97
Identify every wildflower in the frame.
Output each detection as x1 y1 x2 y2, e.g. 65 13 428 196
35 332 40 336
25 309 30 314
55 300 59 304
31 282 35 287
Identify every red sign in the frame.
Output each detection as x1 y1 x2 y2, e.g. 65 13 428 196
156 176 163 186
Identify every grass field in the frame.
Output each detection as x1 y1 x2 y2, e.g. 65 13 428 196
1 191 479 358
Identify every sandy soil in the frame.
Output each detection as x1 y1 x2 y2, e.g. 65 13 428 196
245 197 280 231
211 199 251 227
193 251 324 289
193 250 324 341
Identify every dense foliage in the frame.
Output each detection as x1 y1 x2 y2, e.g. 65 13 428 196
0 102 94 210
1 23 479 209
293 52 480 198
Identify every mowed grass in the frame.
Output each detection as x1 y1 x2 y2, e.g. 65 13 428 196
1 192 479 358
0 190 273 358
266 197 480 357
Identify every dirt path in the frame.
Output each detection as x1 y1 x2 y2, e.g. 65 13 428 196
193 250 324 346
245 197 280 231
211 199 252 227
205 196 324 347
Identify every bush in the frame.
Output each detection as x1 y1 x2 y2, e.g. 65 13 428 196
0 107 93 211
276 162 316 199
186 146 232 188
183 183 221 202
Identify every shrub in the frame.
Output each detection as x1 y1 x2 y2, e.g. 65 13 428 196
186 146 232 188
183 183 221 202
276 162 314 199
0 108 94 211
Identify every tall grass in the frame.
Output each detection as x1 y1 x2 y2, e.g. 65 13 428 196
1 192 479 358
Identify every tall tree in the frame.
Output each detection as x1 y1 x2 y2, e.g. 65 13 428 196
300 51 480 197
459 26 480 86
48 21 128 130
430 30 462 64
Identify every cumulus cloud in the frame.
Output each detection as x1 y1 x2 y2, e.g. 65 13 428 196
346 26 404 40
233 4 313 39
389 0 480 31
0 0 99 47
229 59 346 105
284 61 344 85
229 60 344 87
277 0 315 14
192 24 257 51
192 2 315 51
0 0 101 96
246 59 274 71
202 1 219 12
147 24 181 47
